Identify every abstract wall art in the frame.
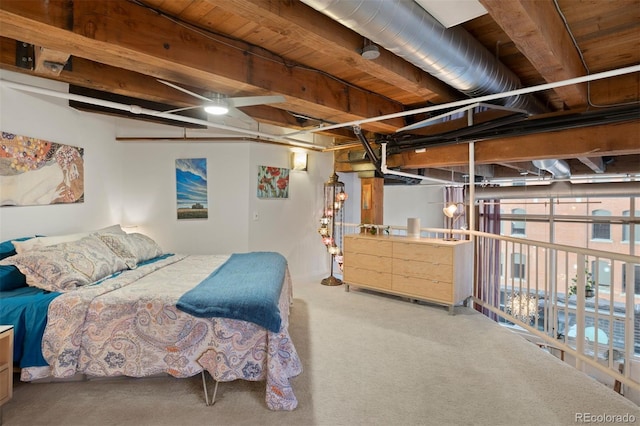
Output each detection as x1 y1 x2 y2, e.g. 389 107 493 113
0 132 84 206
176 158 208 220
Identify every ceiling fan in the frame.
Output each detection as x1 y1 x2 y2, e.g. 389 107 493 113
158 79 285 123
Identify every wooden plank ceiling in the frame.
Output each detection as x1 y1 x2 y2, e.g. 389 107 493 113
0 0 638 183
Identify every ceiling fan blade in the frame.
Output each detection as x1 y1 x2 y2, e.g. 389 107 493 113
225 106 256 123
164 105 199 114
157 79 212 103
227 95 285 108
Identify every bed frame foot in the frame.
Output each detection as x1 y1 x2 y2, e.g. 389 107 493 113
201 371 220 406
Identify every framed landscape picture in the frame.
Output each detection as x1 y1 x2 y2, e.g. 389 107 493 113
176 158 208 219
257 165 289 199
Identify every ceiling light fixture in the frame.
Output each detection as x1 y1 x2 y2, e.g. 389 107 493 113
204 98 229 115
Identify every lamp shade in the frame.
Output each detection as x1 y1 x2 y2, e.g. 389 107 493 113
443 203 458 218
291 152 308 171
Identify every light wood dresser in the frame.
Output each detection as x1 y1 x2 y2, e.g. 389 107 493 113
343 234 473 313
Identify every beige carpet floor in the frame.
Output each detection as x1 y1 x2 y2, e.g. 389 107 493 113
2 275 638 426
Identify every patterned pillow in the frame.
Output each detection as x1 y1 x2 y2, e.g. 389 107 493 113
0 235 128 292
96 233 138 269
97 233 163 268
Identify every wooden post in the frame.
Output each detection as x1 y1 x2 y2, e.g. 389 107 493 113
360 177 384 225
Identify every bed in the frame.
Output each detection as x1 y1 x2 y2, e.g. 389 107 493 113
0 228 302 411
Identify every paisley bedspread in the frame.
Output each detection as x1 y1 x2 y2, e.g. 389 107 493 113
21 254 302 411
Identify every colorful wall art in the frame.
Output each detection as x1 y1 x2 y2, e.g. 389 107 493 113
0 132 84 206
257 166 289 199
176 158 208 220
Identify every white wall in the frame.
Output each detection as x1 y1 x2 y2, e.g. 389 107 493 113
118 139 252 254
384 184 444 228
118 130 334 279
0 71 124 239
248 143 334 278
338 172 360 225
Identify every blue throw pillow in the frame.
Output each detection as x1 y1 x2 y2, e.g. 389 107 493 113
0 236 33 260
0 265 27 291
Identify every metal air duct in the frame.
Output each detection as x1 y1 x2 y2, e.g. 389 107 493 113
302 0 546 114
532 159 571 179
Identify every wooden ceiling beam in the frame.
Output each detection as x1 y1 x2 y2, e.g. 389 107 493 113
0 1 405 134
389 120 640 168
480 0 588 108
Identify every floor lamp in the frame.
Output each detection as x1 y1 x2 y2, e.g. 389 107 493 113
443 202 464 241
318 172 347 286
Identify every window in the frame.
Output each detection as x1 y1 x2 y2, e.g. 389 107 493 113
622 210 640 243
590 260 611 288
591 209 611 240
511 208 526 236
622 264 640 294
511 253 526 280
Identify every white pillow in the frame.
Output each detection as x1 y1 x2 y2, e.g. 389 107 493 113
12 224 126 254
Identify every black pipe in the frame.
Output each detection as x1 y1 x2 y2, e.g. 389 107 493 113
390 105 639 152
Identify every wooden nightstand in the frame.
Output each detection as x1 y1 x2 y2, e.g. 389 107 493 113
0 326 13 413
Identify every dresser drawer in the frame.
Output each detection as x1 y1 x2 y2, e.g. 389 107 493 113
345 266 392 290
392 275 453 302
347 252 392 273
393 242 453 265
345 236 392 257
392 258 452 283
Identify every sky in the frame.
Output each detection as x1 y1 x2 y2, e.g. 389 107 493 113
176 158 208 209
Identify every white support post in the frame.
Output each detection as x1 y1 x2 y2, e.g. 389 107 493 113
575 253 586 371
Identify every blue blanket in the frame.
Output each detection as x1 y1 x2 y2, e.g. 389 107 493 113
0 287 60 368
176 252 287 333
